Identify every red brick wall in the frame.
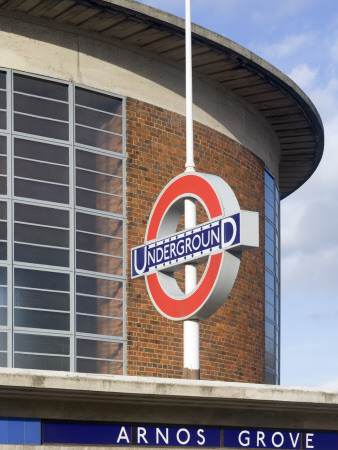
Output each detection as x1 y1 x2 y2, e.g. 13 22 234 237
126 98 265 383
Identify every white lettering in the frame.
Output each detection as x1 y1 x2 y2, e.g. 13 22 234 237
156 247 163 263
176 428 190 445
197 429 206 446
289 433 300 448
211 227 220 246
156 428 169 445
185 237 192 253
257 431 266 447
147 247 156 266
271 432 284 448
238 430 250 447
192 234 201 251
117 427 130 444
133 248 147 275
306 433 314 449
137 427 148 444
164 243 170 260
170 242 177 258
222 217 237 248
201 229 210 247
177 239 185 256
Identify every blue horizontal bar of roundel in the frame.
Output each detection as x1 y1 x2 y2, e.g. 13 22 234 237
0 418 41 445
43 420 132 445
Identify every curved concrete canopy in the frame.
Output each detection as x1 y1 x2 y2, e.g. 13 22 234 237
0 0 324 198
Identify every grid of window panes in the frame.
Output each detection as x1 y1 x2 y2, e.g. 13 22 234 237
265 170 280 384
0 69 125 374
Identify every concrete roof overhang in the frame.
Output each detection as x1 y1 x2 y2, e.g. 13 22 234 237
0 0 324 198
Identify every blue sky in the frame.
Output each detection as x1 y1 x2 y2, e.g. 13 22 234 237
137 0 338 388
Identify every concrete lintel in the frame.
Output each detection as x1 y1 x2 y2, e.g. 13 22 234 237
0 368 337 412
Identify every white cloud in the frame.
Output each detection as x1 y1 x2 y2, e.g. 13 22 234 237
288 64 318 91
317 378 338 391
255 33 315 61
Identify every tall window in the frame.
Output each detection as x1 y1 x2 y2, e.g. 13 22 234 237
264 170 280 384
0 70 125 374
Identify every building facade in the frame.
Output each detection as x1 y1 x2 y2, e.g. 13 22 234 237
0 0 323 389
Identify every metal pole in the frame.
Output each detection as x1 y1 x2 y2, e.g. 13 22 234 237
184 0 200 380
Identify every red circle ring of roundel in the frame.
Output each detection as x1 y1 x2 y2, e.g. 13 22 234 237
145 172 241 321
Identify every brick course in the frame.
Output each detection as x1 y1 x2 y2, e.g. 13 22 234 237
126 98 265 383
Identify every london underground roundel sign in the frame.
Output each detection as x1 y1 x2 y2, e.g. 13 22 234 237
131 173 259 321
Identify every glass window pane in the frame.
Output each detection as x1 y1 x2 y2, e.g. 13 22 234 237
15 268 69 291
0 91 6 109
265 286 274 304
0 221 7 240
266 320 275 340
0 201 6 220
76 275 123 299
0 242 7 260
265 235 274 255
76 150 122 177
0 352 7 367
265 352 276 371
265 300 274 322
266 336 275 355
15 288 69 311
14 138 69 165
76 126 122 153
265 270 274 290
0 135 6 155
0 155 6 174
0 332 7 351
77 252 123 276
0 267 6 284
15 178 69 204
77 338 123 359
264 170 274 190
77 212 122 238
15 203 69 228
14 308 70 331
75 88 122 115
76 358 123 374
0 176 7 195
0 287 6 306
76 106 122 134
14 243 69 267
265 184 274 207
15 158 69 184
77 295 123 318
14 113 69 141
14 74 68 101
76 189 122 214
265 202 274 223
14 353 70 371
76 170 122 196
76 232 122 257
15 223 69 247
0 307 7 326
14 93 69 121
0 111 6 130
0 72 6 89
15 333 69 355
265 370 276 385
265 251 274 272
76 315 123 336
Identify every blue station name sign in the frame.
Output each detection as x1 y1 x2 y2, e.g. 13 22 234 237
41 421 337 449
1 418 337 448
132 212 243 278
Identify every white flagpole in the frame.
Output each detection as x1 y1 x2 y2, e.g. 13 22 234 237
184 0 199 380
